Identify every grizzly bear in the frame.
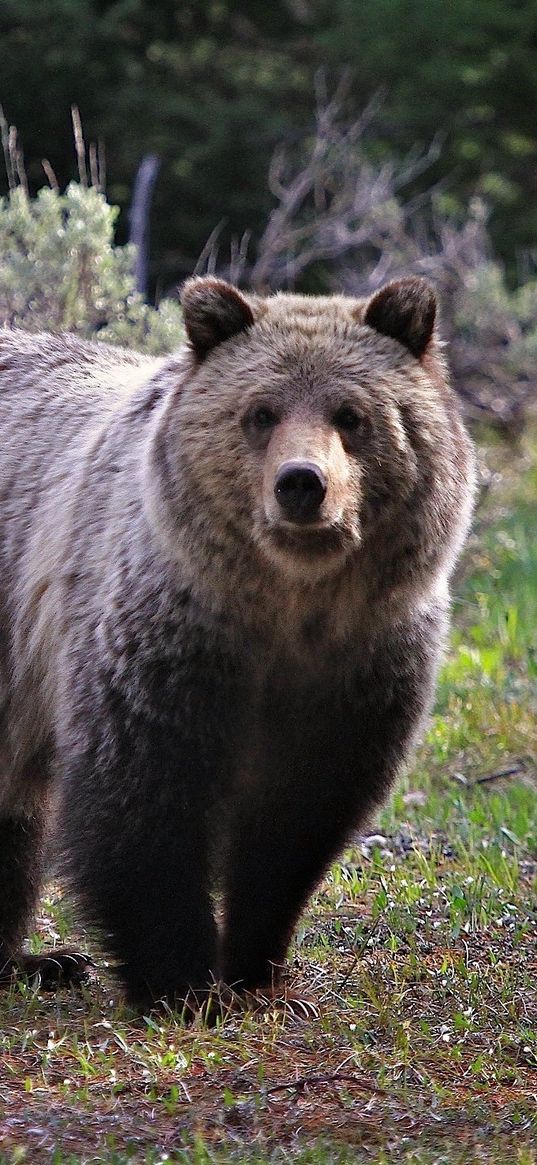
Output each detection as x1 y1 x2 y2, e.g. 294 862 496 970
0 276 474 1011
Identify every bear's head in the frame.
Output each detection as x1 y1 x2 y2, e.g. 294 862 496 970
148 277 474 595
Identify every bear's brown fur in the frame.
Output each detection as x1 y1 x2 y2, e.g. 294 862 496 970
0 277 475 1009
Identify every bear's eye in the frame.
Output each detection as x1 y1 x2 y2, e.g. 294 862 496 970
333 406 364 433
251 406 279 430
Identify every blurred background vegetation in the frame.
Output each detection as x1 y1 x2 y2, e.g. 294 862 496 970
2 0 537 430
2 0 537 286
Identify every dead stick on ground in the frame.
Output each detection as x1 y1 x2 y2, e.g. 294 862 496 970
265 1072 388 1097
475 764 526 785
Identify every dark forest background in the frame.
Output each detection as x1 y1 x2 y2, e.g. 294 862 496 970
2 0 536 294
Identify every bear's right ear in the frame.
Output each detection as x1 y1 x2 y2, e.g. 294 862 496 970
181 277 255 359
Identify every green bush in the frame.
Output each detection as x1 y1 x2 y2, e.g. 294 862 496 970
0 182 183 354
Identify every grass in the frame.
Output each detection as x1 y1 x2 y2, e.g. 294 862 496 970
1 431 536 1164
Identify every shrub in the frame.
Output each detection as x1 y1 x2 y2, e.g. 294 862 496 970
0 182 183 354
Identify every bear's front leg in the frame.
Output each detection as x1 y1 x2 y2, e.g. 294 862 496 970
221 619 440 995
56 665 234 1012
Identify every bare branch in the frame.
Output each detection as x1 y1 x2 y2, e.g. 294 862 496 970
228 230 252 286
97 138 106 193
89 142 100 191
42 159 60 192
0 106 15 193
71 105 88 188
10 126 28 197
193 219 227 278
246 88 439 291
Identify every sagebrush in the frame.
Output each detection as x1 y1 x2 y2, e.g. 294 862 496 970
0 183 183 354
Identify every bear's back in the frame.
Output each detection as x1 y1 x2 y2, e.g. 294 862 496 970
0 328 157 416
0 330 162 555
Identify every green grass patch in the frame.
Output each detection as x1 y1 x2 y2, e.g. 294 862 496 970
1 431 536 1164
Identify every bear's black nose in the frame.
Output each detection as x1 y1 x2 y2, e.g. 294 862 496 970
274 461 327 523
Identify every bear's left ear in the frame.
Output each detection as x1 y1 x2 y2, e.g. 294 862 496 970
181 277 255 359
363 277 437 358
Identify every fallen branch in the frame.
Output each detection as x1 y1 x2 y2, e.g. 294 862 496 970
265 1072 387 1097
